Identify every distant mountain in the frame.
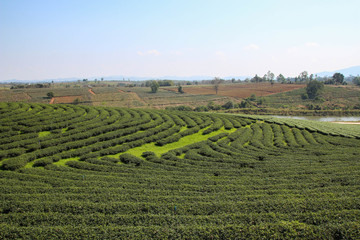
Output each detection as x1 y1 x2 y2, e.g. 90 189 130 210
317 66 360 77
3 66 360 83
103 75 252 81
104 75 216 81
0 77 80 84
0 75 252 83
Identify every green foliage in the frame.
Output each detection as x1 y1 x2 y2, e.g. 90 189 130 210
46 92 54 98
332 72 345 85
165 105 192 111
178 85 184 93
353 76 360 86
222 101 234 109
249 94 256 101
33 158 53 167
158 80 174 86
306 80 324 99
150 81 159 93
0 103 359 239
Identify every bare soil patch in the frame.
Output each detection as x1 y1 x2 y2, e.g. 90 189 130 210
88 89 96 95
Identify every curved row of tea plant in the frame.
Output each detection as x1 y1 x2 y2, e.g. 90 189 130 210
0 102 359 239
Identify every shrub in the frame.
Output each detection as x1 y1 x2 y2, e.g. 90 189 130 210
119 154 143 166
33 158 53 167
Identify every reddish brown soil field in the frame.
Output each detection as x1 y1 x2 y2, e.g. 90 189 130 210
170 83 306 98
51 96 82 104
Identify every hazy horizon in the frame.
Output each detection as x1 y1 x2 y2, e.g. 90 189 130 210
1 0 360 81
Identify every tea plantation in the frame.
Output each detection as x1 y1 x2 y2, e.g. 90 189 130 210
0 102 359 239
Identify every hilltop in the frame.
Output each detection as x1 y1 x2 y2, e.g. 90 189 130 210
317 65 360 77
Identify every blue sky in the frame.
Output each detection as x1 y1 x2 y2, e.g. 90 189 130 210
1 0 359 80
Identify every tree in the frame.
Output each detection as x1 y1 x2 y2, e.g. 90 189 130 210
324 77 335 85
251 74 263 83
299 71 309 82
249 94 256 101
158 80 174 86
309 74 314 81
266 70 275 82
306 80 324 99
332 73 344 85
178 85 184 93
47 92 54 98
353 76 360 86
150 81 159 93
276 74 286 83
214 84 219 95
222 101 234 109
212 77 222 94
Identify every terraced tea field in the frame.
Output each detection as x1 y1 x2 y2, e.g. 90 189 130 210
1 102 360 239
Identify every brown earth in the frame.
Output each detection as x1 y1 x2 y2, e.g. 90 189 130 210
168 83 306 99
88 89 96 95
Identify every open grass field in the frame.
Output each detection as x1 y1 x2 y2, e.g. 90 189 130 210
0 90 31 102
1 102 360 239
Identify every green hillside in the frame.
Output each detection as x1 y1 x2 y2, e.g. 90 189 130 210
1 102 360 239
262 85 360 110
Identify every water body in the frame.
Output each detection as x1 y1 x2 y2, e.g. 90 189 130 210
269 116 360 122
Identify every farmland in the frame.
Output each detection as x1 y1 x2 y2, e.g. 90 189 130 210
1 81 359 116
1 102 360 239
168 82 306 98
0 82 235 109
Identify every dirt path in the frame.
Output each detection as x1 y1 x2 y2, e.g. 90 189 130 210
88 89 96 95
332 121 360 125
127 92 147 106
49 97 55 104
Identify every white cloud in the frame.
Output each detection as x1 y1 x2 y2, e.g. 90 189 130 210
244 44 260 51
137 49 160 56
